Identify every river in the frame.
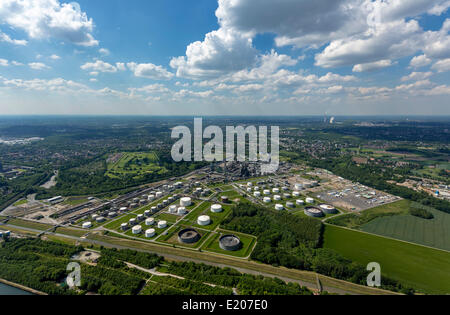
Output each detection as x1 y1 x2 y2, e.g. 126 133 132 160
0 282 33 295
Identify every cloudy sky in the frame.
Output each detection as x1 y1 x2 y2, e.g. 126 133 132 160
0 0 449 116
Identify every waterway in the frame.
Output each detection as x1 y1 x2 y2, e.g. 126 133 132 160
0 282 33 295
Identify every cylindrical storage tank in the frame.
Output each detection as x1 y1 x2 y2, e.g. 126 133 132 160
283 193 291 199
286 202 294 208
119 207 128 212
178 207 187 215
247 188 252 192
121 223 128 231
108 212 117 218
82 222 92 229
169 205 177 213
137 214 144 221
148 194 155 201
282 186 289 191
254 186 260 191
197 215 211 226
273 195 281 201
296 199 305 206
151 206 157 213
96 216 106 223
304 207 324 218
306 197 314 204
178 228 201 244
158 220 167 229
263 190 271 195
275 204 284 211
211 204 223 213
221 196 229 203
319 204 338 214
132 225 142 234
92 214 99 220
156 191 163 198
180 197 192 207
145 218 155 226
219 235 242 251
144 210 151 217
292 191 300 197
294 183 303 190
145 229 156 238
273 188 280 193
263 197 271 203
129 218 137 226
247 182 253 187
254 191 261 198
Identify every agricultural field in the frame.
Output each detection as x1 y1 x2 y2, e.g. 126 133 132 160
361 206 450 251
323 225 450 295
106 152 167 178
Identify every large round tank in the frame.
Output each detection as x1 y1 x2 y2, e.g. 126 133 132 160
254 191 261 198
178 228 201 244
144 210 151 217
294 183 303 190
158 220 167 229
296 199 305 206
211 204 223 213
292 191 300 197
263 190 271 195
319 204 338 214
306 197 315 204
145 218 155 226
145 229 156 238
304 207 324 218
169 205 177 213
286 202 294 208
132 225 142 234
273 195 281 201
197 215 211 226
129 218 137 226
263 197 271 203
82 222 92 229
219 235 242 251
155 191 163 198
272 188 280 193
178 207 187 215
121 223 128 231
96 216 106 223
137 214 144 221
180 197 192 207
275 204 284 211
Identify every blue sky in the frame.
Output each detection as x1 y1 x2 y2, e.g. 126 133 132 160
0 0 449 115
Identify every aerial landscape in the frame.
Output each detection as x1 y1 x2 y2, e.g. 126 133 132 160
0 0 449 305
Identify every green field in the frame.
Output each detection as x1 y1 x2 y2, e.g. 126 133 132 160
13 199 28 206
106 152 167 178
361 206 450 251
323 225 450 294
328 200 450 251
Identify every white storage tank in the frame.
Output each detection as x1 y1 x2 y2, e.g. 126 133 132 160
144 210 151 217
92 214 99 220
108 212 117 218
169 205 177 213
129 218 137 226
247 188 252 192
137 214 144 221
294 183 303 190
180 197 192 207
273 188 280 193
119 207 128 212
148 194 155 201
296 199 305 206
286 202 294 208
247 182 253 187
283 193 291 199
145 229 156 238
306 197 315 204
211 204 223 213
121 223 128 231
82 222 92 229
132 225 142 235
96 216 106 223
197 215 211 226
254 186 260 191
156 191 163 198
292 191 300 197
254 191 261 198
275 204 284 211
158 220 167 229
178 207 187 215
263 190 271 195
145 218 155 226
263 197 271 203
274 195 281 201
